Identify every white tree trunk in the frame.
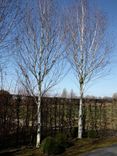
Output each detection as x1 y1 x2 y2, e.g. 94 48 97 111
78 82 83 139
36 89 41 148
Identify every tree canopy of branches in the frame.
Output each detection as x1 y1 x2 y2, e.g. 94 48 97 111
0 0 21 90
16 0 65 147
62 0 110 139
0 0 19 61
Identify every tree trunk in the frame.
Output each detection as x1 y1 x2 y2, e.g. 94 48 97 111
78 82 83 139
36 89 41 148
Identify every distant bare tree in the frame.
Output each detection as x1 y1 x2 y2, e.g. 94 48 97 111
16 0 65 147
112 93 117 100
0 65 4 90
17 84 29 96
85 95 96 99
62 0 110 138
70 89 77 98
61 88 68 98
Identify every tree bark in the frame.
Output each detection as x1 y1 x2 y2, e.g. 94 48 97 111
36 89 41 147
78 82 83 139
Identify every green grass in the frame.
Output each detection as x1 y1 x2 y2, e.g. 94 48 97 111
1 137 117 156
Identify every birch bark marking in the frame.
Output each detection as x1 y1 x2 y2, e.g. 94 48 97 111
78 81 83 138
78 0 85 139
36 31 43 147
36 88 41 147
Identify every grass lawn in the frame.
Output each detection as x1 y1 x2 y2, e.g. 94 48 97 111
1 137 117 156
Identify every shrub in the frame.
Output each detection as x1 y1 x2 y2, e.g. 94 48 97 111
41 136 65 155
0 90 11 103
55 133 67 146
55 133 72 148
41 136 55 155
88 130 98 138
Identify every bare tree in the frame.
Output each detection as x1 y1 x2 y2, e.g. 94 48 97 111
85 95 96 99
113 93 117 100
0 0 19 61
70 89 77 99
62 0 110 138
16 0 65 147
61 88 68 98
0 0 23 91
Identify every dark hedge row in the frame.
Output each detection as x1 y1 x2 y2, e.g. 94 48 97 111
0 91 116 149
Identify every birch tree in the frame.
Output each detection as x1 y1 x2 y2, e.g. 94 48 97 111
62 0 110 139
16 0 65 147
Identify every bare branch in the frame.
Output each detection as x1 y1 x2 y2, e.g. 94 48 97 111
62 0 111 139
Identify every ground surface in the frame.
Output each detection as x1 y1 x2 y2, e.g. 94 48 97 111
1 138 117 156
81 144 117 156
59 138 117 156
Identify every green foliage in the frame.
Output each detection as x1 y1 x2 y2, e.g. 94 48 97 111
55 133 69 148
41 136 55 154
55 133 67 145
40 133 73 155
55 133 73 148
41 136 65 155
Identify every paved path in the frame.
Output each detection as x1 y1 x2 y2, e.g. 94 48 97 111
81 144 117 156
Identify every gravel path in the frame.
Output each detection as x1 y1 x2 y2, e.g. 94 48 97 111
81 144 117 156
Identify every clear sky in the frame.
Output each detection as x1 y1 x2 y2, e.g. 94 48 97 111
56 0 117 97
1 0 117 97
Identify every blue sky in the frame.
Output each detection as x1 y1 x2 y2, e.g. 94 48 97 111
2 0 117 97
57 0 117 97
